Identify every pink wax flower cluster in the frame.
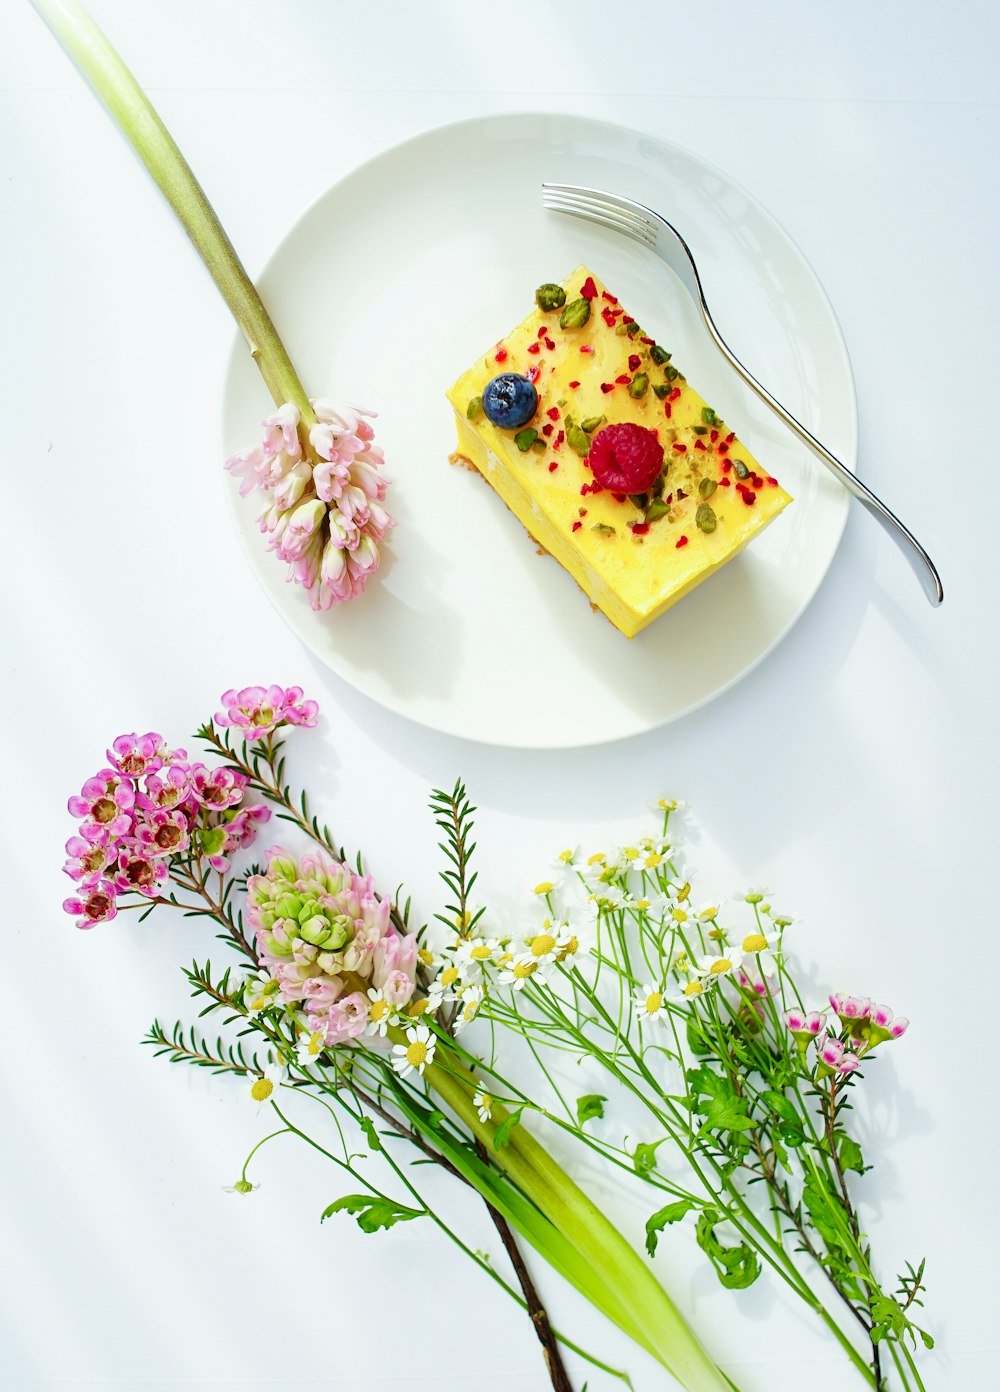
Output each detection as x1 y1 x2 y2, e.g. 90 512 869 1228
63 729 270 929
783 994 910 1078
215 684 319 742
225 399 393 610
246 847 416 1045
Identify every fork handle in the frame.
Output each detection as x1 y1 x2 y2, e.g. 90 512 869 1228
701 314 944 606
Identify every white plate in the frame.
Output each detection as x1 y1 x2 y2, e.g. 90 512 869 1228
222 114 856 749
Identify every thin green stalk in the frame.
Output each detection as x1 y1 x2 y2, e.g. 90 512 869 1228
31 0 315 433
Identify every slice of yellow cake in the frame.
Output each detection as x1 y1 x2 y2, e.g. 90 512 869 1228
446 264 792 638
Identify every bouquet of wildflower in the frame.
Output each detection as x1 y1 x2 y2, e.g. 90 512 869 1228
33 0 392 608
64 687 745 1392
426 810 931 1391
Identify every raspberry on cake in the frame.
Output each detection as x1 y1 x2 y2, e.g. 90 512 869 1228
446 264 792 639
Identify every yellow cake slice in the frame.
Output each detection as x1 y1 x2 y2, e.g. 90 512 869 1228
446 264 792 638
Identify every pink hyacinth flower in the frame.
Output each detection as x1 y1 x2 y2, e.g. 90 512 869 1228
63 879 118 929
323 991 369 1045
188 763 248 811
227 397 393 608
68 769 135 839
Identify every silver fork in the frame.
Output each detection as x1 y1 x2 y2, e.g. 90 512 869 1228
542 182 943 607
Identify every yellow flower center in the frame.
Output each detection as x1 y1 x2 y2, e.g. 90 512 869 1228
644 992 662 1014
441 966 459 987
463 1000 479 1021
623 847 639 861
306 1032 323 1055
513 960 538 980
478 1094 492 1115
743 933 769 954
369 1000 389 1021
645 853 663 868
455 910 472 929
558 849 574 863
557 936 579 959
405 1041 428 1068
587 853 605 866
635 898 651 911
418 947 434 966
407 998 429 1017
677 881 691 903
530 933 556 957
249 994 270 1012
470 944 492 960
533 881 554 896
683 981 704 997
671 908 689 923
251 1078 273 1102
674 953 691 975
708 958 733 975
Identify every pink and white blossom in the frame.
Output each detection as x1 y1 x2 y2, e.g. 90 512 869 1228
68 770 134 839
215 685 318 741
784 1008 828 1038
225 398 393 610
63 829 114 884
829 993 872 1023
63 879 118 929
106 732 177 779
188 763 248 811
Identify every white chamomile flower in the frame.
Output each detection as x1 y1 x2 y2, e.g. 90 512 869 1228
669 948 694 977
473 1088 493 1122
633 982 668 1024
244 969 282 1016
590 883 626 912
391 1025 436 1079
555 931 581 962
455 983 484 1033
655 797 686 812
697 950 740 982
671 978 707 1004
295 1028 326 1067
455 935 502 974
553 846 580 871
364 987 399 1038
223 962 251 996
737 928 781 977
630 893 670 917
222 1178 258 1195
522 921 567 964
417 945 436 971
697 903 721 921
248 1060 287 1105
499 955 547 991
427 961 462 1009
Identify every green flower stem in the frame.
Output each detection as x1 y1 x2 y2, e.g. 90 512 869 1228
31 0 316 435
411 1038 736 1392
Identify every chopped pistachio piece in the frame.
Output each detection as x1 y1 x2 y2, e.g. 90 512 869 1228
628 373 649 400
581 415 604 433
535 282 567 311
645 498 670 523
734 460 750 480
652 383 671 400
565 420 591 457
592 522 616 536
701 407 718 426
515 428 539 452
559 297 592 330
698 477 718 499
696 503 717 533
650 344 672 365
466 395 483 421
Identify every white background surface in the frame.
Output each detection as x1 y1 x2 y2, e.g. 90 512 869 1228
2 2 997 1389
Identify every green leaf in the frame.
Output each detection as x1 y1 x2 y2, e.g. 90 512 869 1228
492 1107 524 1151
687 1067 754 1136
576 1094 607 1126
632 1138 665 1175
645 1200 695 1256
802 1173 852 1255
921 1330 935 1350
321 1194 424 1234
838 1134 866 1174
760 1089 798 1125
695 1209 761 1289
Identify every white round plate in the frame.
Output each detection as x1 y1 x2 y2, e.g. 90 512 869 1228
222 113 856 749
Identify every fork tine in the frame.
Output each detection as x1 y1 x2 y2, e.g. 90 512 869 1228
542 183 658 238
542 192 654 235
543 203 654 247
541 193 656 247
